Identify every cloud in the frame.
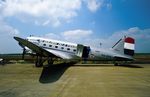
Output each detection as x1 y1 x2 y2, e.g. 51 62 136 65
44 27 150 53
86 0 102 12
88 27 150 53
1 26 148 53
0 0 82 27
109 27 150 40
0 19 21 53
62 29 93 40
0 0 110 27
0 18 19 35
44 29 93 44
44 33 61 40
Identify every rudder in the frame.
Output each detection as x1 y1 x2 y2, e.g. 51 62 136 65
124 37 135 56
112 36 135 56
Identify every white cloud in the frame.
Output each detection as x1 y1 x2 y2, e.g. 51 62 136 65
62 29 93 40
0 0 110 27
88 27 150 53
0 18 19 35
2 0 81 17
44 27 150 53
44 33 61 40
0 26 148 53
44 29 93 44
109 27 150 40
0 19 21 53
86 0 102 12
0 0 82 27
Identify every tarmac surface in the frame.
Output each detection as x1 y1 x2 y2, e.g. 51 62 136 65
0 63 150 97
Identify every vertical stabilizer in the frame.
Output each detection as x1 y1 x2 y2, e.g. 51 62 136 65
124 37 135 56
112 36 135 56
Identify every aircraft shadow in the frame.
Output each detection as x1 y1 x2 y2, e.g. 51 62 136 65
72 64 114 67
119 63 143 68
39 62 75 84
73 64 143 68
39 63 143 83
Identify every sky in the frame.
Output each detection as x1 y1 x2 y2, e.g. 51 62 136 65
0 0 150 53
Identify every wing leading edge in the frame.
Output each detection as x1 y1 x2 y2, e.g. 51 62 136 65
14 37 58 58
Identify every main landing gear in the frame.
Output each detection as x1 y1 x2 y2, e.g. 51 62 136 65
114 63 119 66
35 56 43 67
35 56 54 67
47 57 54 65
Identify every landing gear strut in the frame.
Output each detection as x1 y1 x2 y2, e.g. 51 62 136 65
35 56 43 67
47 57 54 65
114 63 119 66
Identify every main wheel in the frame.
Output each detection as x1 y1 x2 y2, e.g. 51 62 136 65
114 63 119 66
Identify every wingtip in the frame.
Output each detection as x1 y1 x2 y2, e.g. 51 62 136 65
13 36 17 41
13 36 20 41
13 36 17 39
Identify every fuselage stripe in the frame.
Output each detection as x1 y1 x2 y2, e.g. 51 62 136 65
124 43 134 50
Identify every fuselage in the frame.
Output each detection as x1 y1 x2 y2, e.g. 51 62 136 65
27 36 77 54
26 36 133 61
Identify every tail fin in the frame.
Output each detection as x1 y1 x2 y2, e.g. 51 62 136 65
112 36 135 56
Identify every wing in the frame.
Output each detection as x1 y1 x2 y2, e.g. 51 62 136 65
14 37 57 57
45 49 77 59
14 37 68 59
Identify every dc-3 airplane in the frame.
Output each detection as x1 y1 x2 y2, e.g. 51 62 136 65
14 36 135 67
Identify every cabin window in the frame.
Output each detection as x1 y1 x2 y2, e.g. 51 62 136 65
55 46 58 48
73 49 76 52
49 45 52 47
43 44 46 46
67 48 70 50
65 44 68 47
61 47 64 49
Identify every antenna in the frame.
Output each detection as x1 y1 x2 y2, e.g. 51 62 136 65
30 35 34 37
100 42 102 48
